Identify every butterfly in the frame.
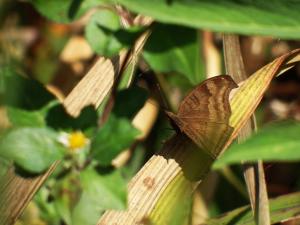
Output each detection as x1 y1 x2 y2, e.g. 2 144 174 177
166 75 238 158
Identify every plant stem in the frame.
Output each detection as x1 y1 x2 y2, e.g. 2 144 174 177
223 34 270 225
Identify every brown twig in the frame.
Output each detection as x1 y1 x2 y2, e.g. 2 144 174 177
223 34 270 225
0 162 59 225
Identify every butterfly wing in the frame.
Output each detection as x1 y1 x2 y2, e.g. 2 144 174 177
177 75 237 122
178 118 234 158
168 75 237 158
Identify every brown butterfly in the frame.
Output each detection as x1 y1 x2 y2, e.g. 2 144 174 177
166 75 238 158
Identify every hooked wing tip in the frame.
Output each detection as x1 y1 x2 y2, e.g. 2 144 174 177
218 75 239 89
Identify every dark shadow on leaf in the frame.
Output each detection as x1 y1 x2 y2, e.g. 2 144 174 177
115 28 146 47
68 0 83 20
160 134 213 182
113 86 148 120
46 104 98 130
14 164 45 178
144 23 197 53
95 165 115 175
95 24 145 56
1 74 55 110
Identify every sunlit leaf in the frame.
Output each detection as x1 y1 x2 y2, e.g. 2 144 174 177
7 107 45 127
214 121 300 169
91 115 140 165
144 24 205 85
116 0 300 39
85 10 122 57
0 127 65 173
72 167 127 225
30 0 104 23
85 10 144 57
206 192 300 225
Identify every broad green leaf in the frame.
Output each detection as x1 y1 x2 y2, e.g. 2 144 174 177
85 10 144 57
143 24 205 85
214 121 300 169
0 127 65 173
72 192 102 225
7 107 45 127
206 192 300 225
30 0 105 23
115 0 300 39
91 115 140 165
81 167 127 210
72 167 127 225
113 86 148 120
85 10 122 57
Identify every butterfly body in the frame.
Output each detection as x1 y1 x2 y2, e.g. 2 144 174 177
166 75 238 158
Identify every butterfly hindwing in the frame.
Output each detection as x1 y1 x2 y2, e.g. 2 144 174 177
179 119 234 158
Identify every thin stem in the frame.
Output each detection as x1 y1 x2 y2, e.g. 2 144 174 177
223 34 270 225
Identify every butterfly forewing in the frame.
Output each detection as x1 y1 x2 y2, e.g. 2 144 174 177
168 75 238 158
177 75 235 122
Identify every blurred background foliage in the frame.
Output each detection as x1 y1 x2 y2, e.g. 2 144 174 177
0 0 300 225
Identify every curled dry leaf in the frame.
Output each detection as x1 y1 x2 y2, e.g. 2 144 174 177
228 48 300 147
98 49 300 225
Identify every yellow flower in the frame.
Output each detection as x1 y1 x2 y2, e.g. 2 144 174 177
68 131 89 151
58 131 89 152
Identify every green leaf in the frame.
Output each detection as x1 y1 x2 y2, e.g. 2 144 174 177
0 157 10 177
81 167 127 209
0 127 65 173
85 10 122 57
1 73 55 110
115 0 300 39
113 86 148 119
30 0 105 23
214 121 300 169
91 115 140 166
53 174 81 225
72 167 127 225
85 10 144 57
72 192 102 225
7 107 45 127
46 105 98 131
34 187 62 224
206 191 300 225
0 53 22 93
143 24 205 85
